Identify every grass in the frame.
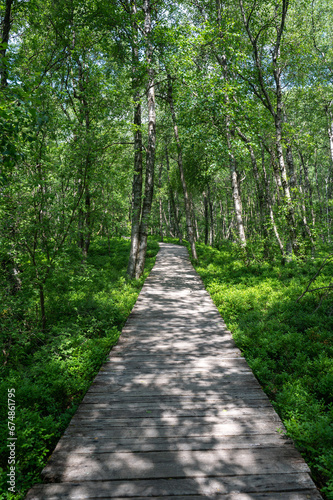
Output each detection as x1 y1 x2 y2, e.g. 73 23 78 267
189 241 333 499
0 237 159 499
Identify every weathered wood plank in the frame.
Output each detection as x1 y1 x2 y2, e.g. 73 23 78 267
25 473 319 499
83 387 268 399
110 349 242 358
25 243 322 500
53 433 293 453
100 360 251 372
78 397 272 409
63 420 286 439
42 448 310 482
26 491 323 500
36 493 320 500
73 405 276 420
93 372 255 383
67 413 283 428
80 393 270 404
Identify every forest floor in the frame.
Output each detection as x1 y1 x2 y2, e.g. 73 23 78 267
0 239 160 499
25 242 322 500
1 238 333 499
189 240 333 500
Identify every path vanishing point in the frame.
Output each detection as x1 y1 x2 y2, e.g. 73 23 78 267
26 243 323 500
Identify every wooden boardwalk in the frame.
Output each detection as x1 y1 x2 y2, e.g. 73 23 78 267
26 243 322 500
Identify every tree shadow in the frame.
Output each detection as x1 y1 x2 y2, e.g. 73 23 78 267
25 243 322 500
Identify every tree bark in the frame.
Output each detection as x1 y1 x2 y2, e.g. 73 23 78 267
159 162 163 242
135 0 156 278
128 0 143 278
167 73 197 259
239 0 299 255
0 0 13 87
324 104 333 238
298 164 315 253
275 98 299 254
261 144 285 258
298 149 315 226
208 184 214 246
190 195 200 242
236 127 267 240
204 191 209 245
39 284 46 332
165 145 182 242
225 117 246 247
286 140 315 247
326 104 333 202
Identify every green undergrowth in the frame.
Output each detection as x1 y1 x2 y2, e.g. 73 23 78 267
190 242 333 499
0 238 159 499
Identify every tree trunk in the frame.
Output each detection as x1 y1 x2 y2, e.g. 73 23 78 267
204 192 209 245
191 195 200 242
284 113 297 193
325 104 333 238
239 0 298 255
128 0 143 278
261 144 285 259
208 184 214 246
135 0 156 278
163 208 174 237
236 127 267 241
0 0 13 87
83 187 91 258
314 150 323 219
326 105 333 201
275 108 299 254
225 117 246 247
298 169 315 253
285 140 314 246
298 149 315 226
219 200 227 240
165 146 182 243
167 73 197 259
159 162 163 242
39 284 46 332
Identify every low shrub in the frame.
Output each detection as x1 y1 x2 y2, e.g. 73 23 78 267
191 242 333 499
0 237 159 499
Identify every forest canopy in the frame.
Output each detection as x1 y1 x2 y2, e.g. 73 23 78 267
1 0 333 270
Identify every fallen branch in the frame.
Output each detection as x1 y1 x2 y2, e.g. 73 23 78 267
297 252 333 302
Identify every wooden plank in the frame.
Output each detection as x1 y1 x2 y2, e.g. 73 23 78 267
72 409 281 427
90 374 257 387
101 359 250 371
34 493 321 500
86 494 322 500
83 387 268 398
41 448 310 482
85 377 262 391
25 242 322 500
80 394 270 404
110 346 239 355
53 433 294 454
25 490 324 500
25 474 319 499
74 404 276 418
77 398 272 409
109 349 242 358
94 370 254 380
67 413 283 428
63 420 285 439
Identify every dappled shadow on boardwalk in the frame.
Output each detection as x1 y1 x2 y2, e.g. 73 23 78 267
25 243 322 500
